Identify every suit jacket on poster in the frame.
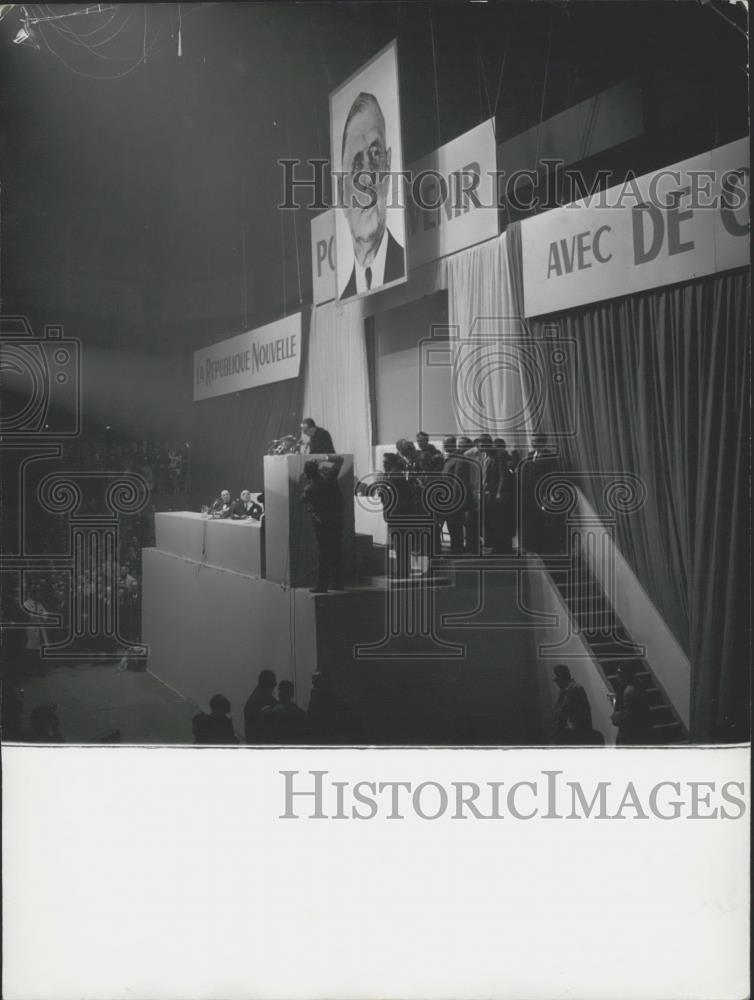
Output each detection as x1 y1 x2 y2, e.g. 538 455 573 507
339 229 405 301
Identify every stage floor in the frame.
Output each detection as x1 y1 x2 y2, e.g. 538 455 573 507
8 661 200 745
142 545 546 745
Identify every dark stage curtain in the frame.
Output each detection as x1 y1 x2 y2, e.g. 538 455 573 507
532 268 750 743
189 311 308 504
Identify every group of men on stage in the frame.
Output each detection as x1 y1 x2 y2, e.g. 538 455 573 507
208 420 563 592
374 430 562 572
207 489 264 521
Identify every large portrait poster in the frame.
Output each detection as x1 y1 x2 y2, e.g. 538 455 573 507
330 40 408 303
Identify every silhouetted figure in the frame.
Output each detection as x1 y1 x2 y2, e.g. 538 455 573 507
300 418 335 455
260 680 309 744
244 669 278 744
1 582 27 739
415 431 443 470
453 436 480 553
440 437 465 554
520 435 563 554
465 434 508 553
493 438 513 471
611 662 652 745
552 664 602 745
307 670 341 742
2 581 29 671
377 452 417 579
1 679 24 741
301 457 345 594
193 693 239 745
395 438 419 472
27 704 64 743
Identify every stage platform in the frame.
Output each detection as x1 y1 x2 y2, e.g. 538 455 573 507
155 511 264 577
142 540 548 743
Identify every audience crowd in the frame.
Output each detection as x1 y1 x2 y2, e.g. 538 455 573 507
192 669 356 746
65 432 191 495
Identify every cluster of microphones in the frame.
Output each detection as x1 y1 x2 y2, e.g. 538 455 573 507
265 435 300 456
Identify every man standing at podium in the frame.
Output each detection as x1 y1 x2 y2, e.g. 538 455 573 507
301 457 344 593
300 417 335 455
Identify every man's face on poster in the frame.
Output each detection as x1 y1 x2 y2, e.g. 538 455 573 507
342 98 392 267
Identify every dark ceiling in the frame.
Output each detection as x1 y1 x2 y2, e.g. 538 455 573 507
0 1 748 354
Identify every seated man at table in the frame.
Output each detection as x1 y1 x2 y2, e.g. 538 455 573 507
208 489 232 518
231 489 263 521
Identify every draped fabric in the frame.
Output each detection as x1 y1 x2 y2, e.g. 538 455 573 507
189 312 308 503
531 268 750 743
302 228 530 486
301 297 374 480
444 223 531 444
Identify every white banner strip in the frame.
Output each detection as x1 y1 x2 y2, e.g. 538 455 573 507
193 312 302 402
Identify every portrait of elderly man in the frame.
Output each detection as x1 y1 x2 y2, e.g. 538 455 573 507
338 91 406 300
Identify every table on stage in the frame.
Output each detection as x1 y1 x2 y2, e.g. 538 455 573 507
153 511 265 577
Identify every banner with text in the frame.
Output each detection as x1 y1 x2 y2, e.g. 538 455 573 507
194 313 302 401
311 118 499 305
521 137 750 317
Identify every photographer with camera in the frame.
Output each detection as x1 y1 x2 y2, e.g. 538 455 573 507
301 456 345 594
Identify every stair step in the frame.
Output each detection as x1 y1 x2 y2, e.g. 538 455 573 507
600 664 651 678
586 644 645 658
541 562 690 742
580 627 631 639
652 721 686 734
651 723 687 743
573 601 620 621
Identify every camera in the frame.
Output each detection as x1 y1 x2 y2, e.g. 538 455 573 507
0 318 81 438
417 319 577 443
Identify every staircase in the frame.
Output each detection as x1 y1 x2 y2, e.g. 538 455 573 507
541 556 688 744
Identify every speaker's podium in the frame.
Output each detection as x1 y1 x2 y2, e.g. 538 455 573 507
142 453 356 737
263 453 355 588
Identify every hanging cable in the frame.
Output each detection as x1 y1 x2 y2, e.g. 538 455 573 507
703 1 747 39
36 18 162 78
476 46 485 124
241 178 249 328
32 4 204 79
534 12 554 179
475 34 492 122
285 120 304 305
429 12 442 149
34 3 121 43
280 190 288 316
491 28 510 131
38 7 139 61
